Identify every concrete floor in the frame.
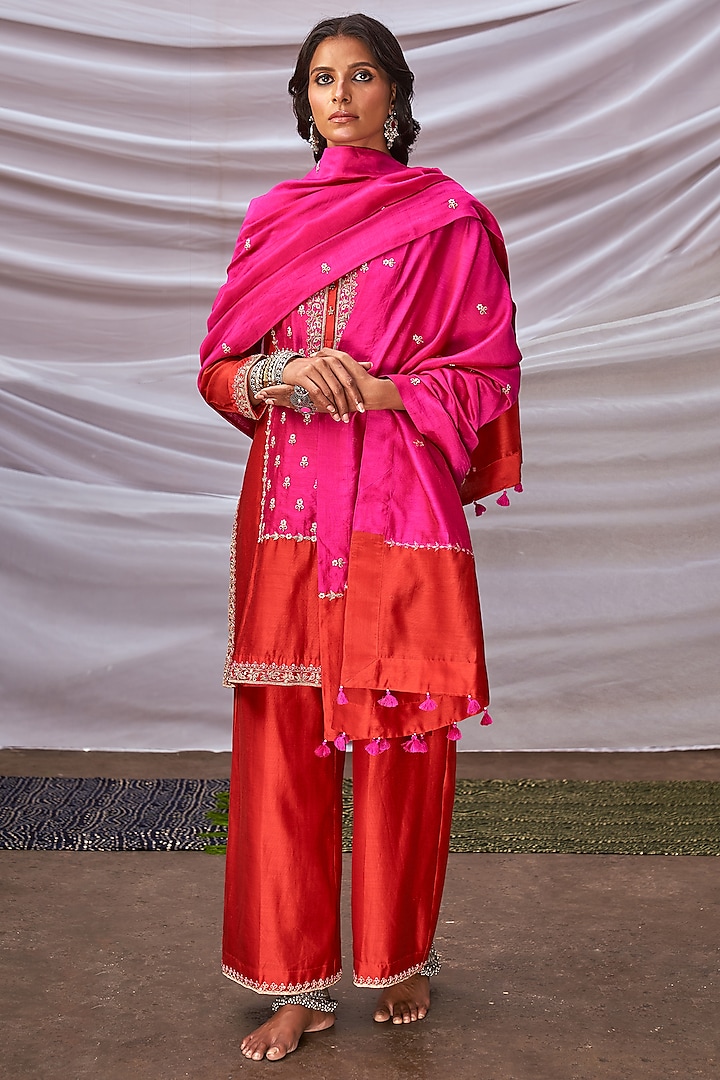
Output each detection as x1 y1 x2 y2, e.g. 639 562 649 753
1 750 719 1080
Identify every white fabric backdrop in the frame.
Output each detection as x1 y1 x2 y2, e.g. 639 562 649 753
1 0 718 751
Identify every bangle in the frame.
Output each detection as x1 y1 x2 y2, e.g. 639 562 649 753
263 349 299 388
248 355 268 398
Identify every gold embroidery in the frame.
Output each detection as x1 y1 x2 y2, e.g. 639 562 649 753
295 498 304 510
410 377 421 386
448 199 458 209
412 334 424 344
282 476 290 488
221 342 231 354
385 539 474 557
331 558 345 567
321 263 331 274
501 384 512 395
256 410 273 542
319 590 345 600
225 509 239 681
273 455 281 467
269 497 276 510
244 238 251 251
222 964 340 995
263 532 317 543
223 661 322 689
360 262 369 272
231 356 259 419
477 304 488 314
334 270 358 345
289 434 297 445
300 456 309 468
383 258 395 267
412 439 425 447
279 519 288 531
353 960 425 988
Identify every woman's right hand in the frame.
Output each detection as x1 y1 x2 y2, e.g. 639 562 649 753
255 353 372 422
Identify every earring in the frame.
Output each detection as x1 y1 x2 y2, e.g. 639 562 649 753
384 109 399 150
308 118 320 154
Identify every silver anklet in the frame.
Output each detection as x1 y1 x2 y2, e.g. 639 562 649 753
270 987 338 1014
419 944 442 978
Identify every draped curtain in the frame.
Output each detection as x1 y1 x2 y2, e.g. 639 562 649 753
1 0 717 750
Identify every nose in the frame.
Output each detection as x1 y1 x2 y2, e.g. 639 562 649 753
332 80 350 103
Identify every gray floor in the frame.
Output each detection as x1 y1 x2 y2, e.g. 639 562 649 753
2 750 719 1080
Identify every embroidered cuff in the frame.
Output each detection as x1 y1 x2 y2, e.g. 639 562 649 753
232 355 264 420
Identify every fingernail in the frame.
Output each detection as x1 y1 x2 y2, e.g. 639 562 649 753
342 415 349 423
332 414 341 422
327 404 336 413
356 403 365 413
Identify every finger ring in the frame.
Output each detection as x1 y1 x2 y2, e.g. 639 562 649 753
289 386 316 414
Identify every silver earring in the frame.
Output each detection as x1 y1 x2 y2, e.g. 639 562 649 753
384 109 399 150
309 118 320 154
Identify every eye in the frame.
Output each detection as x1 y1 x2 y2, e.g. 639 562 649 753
353 69 373 82
314 72 333 85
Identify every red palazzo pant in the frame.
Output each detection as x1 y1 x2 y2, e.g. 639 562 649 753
222 684 457 994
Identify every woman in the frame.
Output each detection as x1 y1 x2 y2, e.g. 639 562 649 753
199 13 522 1063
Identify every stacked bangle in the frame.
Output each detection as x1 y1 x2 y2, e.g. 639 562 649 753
248 349 299 397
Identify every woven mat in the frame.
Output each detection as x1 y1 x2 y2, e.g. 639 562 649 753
1 776 718 854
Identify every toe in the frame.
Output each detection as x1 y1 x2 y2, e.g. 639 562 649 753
373 1006 392 1023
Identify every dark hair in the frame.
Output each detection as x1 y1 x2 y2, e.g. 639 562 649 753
288 13 420 166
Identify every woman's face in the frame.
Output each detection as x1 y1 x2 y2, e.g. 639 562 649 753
307 36 395 154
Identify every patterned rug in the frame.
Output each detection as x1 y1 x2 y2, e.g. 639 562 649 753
1 776 718 855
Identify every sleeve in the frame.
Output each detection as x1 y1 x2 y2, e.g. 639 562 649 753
198 353 267 431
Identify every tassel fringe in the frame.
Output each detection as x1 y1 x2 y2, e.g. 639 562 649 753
334 732 349 751
419 692 438 711
496 490 511 507
480 709 494 727
447 722 462 741
402 733 429 754
314 741 331 758
365 736 391 756
336 686 348 705
377 689 399 708
466 695 482 716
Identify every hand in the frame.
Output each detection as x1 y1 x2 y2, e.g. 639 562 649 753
256 349 373 422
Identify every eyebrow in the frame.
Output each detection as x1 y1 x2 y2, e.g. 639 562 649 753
310 61 380 74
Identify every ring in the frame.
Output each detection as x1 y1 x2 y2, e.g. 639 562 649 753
289 386 316 414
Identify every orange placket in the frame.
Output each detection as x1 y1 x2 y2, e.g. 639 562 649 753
324 281 339 349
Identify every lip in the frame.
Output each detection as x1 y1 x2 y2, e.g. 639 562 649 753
329 112 358 121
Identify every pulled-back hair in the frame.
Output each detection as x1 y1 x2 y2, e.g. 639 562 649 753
288 13 421 166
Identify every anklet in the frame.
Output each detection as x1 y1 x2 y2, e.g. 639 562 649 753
419 944 441 978
270 987 338 1014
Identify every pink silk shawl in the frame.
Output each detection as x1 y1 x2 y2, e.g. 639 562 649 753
199 146 521 499
199 147 522 725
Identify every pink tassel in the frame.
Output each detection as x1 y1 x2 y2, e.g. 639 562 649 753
314 741 331 758
480 709 494 727
496 490 511 507
447 722 463 741
419 692 438 712
474 502 487 516
402 732 429 753
377 689 399 708
336 686 348 705
514 483 523 493
466 695 482 716
365 736 391 756
334 732 349 751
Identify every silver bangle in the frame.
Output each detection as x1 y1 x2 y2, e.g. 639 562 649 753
263 349 298 388
248 355 267 398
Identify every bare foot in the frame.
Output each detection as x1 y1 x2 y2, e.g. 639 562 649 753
240 1004 334 1062
373 972 431 1025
